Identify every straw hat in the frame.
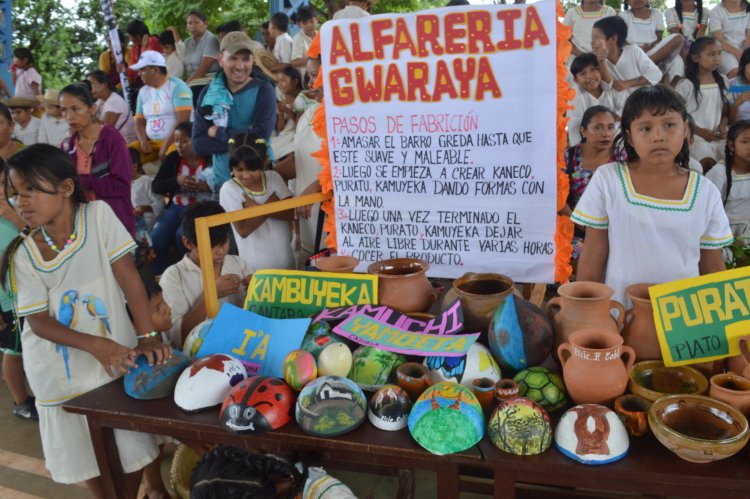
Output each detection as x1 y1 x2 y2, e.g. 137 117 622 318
3 97 38 109
254 49 279 81
38 89 61 106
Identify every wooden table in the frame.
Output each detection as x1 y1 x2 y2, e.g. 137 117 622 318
63 380 482 499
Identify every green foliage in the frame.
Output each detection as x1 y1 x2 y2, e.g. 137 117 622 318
726 238 750 269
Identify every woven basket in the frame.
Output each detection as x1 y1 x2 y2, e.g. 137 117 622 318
169 444 201 499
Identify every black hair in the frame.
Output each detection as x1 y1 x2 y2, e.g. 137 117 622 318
593 16 628 49
0 102 12 124
181 201 230 247
446 0 471 4
158 30 176 48
686 113 696 138
12 47 33 65
190 446 304 499
175 121 193 137
187 10 207 23
614 85 690 169
723 120 750 204
1 145 88 288
580 105 616 143
143 276 163 300
684 36 727 106
217 20 243 35
128 147 143 172
157 67 168 75
270 12 290 33
126 19 150 37
117 28 127 45
279 66 303 92
229 132 268 172
60 83 96 107
738 46 750 84
262 21 270 30
296 6 317 22
674 0 704 39
570 53 599 78
87 69 116 92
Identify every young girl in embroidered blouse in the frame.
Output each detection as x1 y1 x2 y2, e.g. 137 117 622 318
0 144 171 495
709 0 750 78
563 0 618 57
706 120 750 239
665 0 708 53
675 37 729 171
573 86 733 307
219 132 295 273
620 0 685 85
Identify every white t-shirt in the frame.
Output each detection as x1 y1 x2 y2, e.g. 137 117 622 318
219 171 295 273
37 114 69 147
97 92 137 144
135 77 193 141
12 116 40 145
563 6 617 53
664 7 709 41
706 164 750 238
571 162 733 307
567 83 618 147
273 33 294 64
604 45 662 103
333 5 370 19
294 103 324 253
675 78 727 131
709 5 750 49
291 30 315 80
619 10 665 46
166 52 185 80
160 254 250 347
131 175 164 231
14 67 41 99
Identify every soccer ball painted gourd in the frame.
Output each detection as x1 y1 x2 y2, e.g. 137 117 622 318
488 294 553 372
408 382 485 455
488 397 552 455
174 354 247 412
555 404 629 464
124 351 189 400
348 346 406 391
182 319 214 360
368 384 412 431
220 376 294 434
296 376 367 437
513 367 568 411
317 343 353 377
282 349 317 391
425 342 501 387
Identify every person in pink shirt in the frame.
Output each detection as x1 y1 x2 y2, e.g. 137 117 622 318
11 48 41 100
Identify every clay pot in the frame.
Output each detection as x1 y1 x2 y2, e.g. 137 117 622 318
622 284 661 361
442 273 513 336
558 328 635 406
628 360 709 402
710 373 750 417
368 258 435 314
495 378 520 403
726 336 750 379
614 394 652 437
396 362 432 402
316 255 359 273
472 377 496 414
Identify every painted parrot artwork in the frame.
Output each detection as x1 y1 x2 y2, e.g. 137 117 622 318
56 290 79 382
81 294 111 336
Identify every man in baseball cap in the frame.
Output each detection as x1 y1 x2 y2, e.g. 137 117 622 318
192 31 276 187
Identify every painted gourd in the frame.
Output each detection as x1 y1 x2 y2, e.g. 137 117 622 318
125 350 189 400
295 376 367 437
513 367 568 412
425 342 501 387
282 349 317 391
555 404 629 464
368 384 412 431
348 346 406 391
488 397 552 455
174 354 247 412
488 294 553 373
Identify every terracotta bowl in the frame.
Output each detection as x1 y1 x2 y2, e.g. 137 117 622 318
316 255 360 273
628 361 709 402
649 394 749 463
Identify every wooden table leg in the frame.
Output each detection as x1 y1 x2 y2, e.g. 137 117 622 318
87 417 127 499
494 467 516 499
436 462 459 499
397 468 415 499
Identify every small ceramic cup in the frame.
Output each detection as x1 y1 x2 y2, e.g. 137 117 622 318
472 377 496 414
710 373 750 417
614 394 652 437
396 362 432 402
495 378 520 404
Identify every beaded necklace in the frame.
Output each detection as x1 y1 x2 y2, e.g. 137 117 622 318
40 209 78 253
232 173 267 197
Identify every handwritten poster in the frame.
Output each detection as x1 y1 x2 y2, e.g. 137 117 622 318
321 2 558 281
244 269 378 319
650 267 750 366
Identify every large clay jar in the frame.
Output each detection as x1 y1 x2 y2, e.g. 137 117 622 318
558 328 636 406
622 284 661 361
368 258 435 314
442 273 513 337
710 373 750 417
547 282 625 360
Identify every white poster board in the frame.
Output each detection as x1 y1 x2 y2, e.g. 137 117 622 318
321 1 558 282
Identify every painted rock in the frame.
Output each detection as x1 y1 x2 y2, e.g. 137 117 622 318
300 321 350 360
368 384 412 431
348 346 406 391
296 376 367 437
174 354 247 412
488 294 553 373
182 319 214 360
555 404 629 464
489 397 552 455
425 342 501 387
124 350 189 400
408 382 485 455
282 349 318 391
317 343 353 377
220 376 295 434
513 367 568 412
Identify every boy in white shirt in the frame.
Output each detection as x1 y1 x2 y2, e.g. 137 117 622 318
291 6 318 81
568 53 618 146
270 12 294 70
36 89 70 147
6 97 40 145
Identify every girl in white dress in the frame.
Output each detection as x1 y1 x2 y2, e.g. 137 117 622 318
0 144 171 494
675 37 729 170
563 0 618 57
620 0 685 84
708 0 750 78
573 85 733 307
665 0 708 51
